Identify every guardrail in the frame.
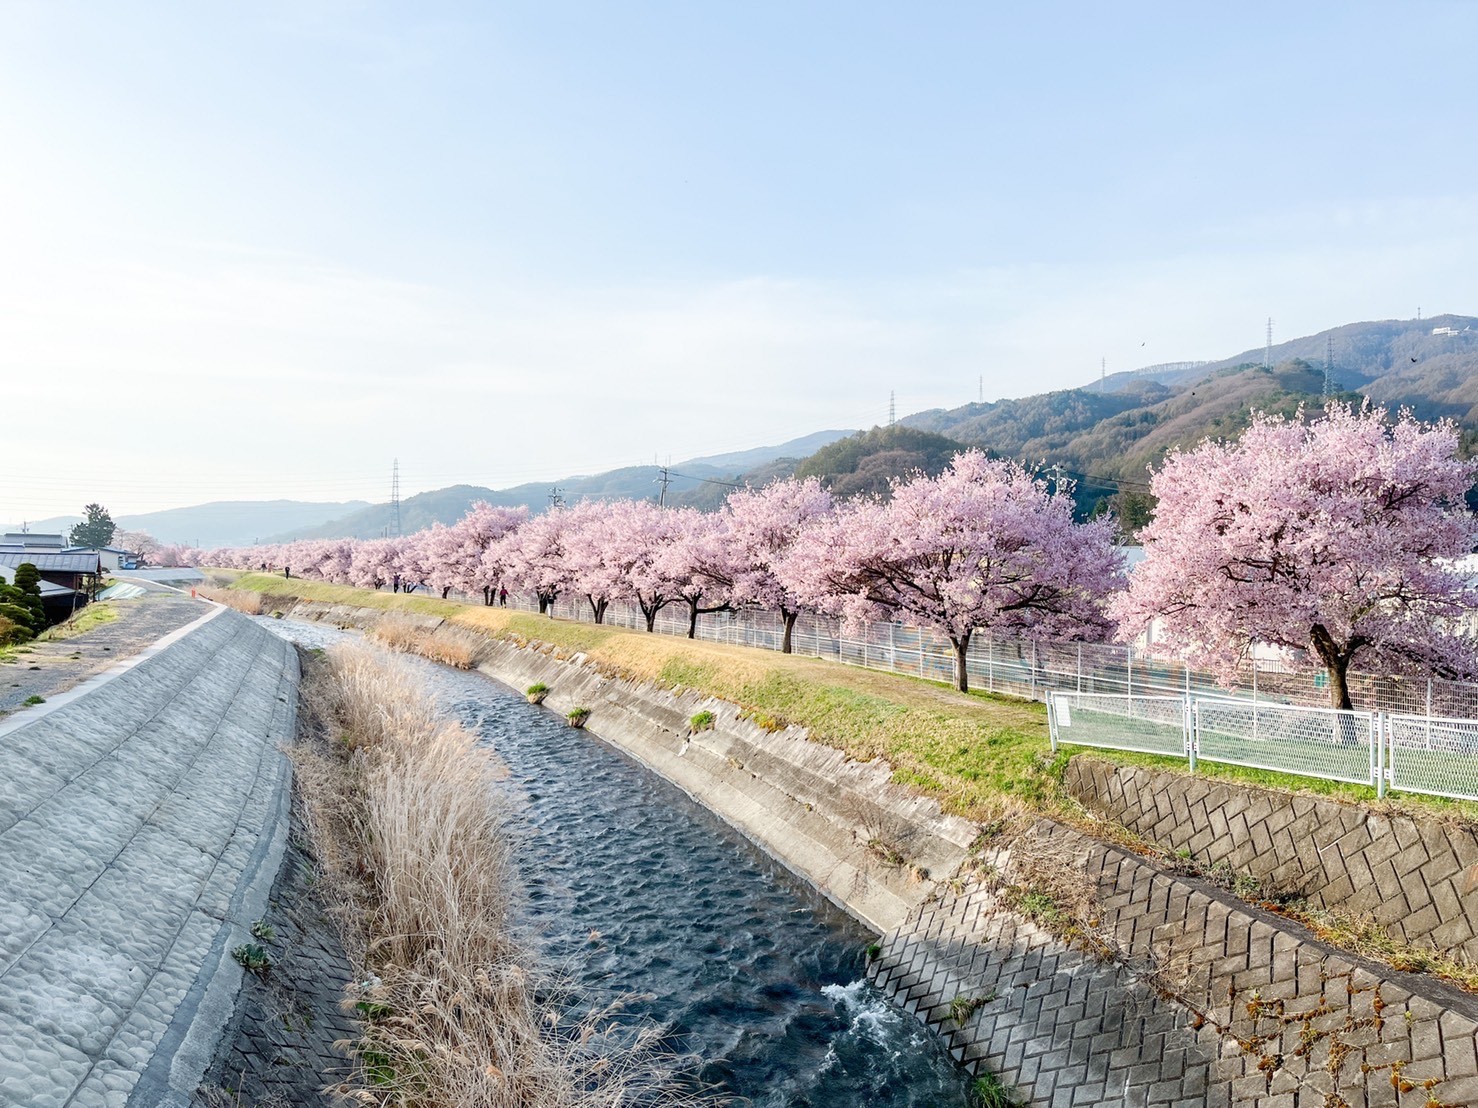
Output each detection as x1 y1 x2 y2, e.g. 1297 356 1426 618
1046 691 1478 802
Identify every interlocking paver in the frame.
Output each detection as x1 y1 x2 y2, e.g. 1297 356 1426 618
0 609 295 1108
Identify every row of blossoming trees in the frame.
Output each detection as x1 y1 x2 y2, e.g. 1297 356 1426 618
203 405 1478 707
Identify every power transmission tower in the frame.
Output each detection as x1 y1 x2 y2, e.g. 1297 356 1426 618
1265 318 1274 370
391 459 401 537
656 465 671 507
548 486 565 509
888 391 896 427
978 375 983 404
1324 334 1335 398
1101 357 1106 393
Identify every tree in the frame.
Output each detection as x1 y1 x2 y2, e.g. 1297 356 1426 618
114 529 160 561
658 509 734 638
784 451 1121 691
721 477 833 653
3 563 47 634
1111 404 1478 710
69 504 117 549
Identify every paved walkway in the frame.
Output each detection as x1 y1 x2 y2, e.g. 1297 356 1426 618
0 609 298 1108
0 584 206 715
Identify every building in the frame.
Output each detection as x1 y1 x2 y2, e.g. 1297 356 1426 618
0 551 103 599
61 545 139 573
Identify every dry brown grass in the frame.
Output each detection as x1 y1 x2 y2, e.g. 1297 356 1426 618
368 617 485 670
292 643 708 1107
195 585 266 615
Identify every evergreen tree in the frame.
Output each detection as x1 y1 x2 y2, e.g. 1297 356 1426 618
7 563 47 632
69 503 117 548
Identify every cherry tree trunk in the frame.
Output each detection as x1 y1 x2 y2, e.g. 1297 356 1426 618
952 634 971 693
687 604 699 639
781 610 798 655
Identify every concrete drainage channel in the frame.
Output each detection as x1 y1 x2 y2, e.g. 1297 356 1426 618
0 608 298 1108
262 600 1478 1106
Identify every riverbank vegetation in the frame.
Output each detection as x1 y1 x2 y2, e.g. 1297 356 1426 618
216 571 1431 823
293 641 705 1106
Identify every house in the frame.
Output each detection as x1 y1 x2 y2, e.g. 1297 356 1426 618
62 545 139 573
0 551 103 599
0 532 66 552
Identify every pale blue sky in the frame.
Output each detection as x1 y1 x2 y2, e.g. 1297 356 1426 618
4 2 1477 518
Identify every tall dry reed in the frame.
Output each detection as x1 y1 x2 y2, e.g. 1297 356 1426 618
194 585 266 615
367 616 486 670
294 643 707 1107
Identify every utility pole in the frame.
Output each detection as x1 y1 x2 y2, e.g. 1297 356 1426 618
391 458 402 537
548 486 565 509
656 465 671 507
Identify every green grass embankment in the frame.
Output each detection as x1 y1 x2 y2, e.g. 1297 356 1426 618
217 572 1475 824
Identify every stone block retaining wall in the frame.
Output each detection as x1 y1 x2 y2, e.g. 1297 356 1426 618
1065 756 1478 959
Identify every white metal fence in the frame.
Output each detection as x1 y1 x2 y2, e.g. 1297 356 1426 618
497 592 1478 720
1046 691 1477 802
415 586 1478 801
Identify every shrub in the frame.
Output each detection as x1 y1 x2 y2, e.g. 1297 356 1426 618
688 710 716 732
566 706 591 728
0 613 30 646
525 682 549 704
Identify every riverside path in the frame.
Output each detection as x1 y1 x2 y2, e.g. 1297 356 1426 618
0 605 298 1108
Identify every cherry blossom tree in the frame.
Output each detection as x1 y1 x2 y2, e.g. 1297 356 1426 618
784 451 1121 691
497 508 573 614
658 508 735 638
721 477 833 653
1112 404 1478 710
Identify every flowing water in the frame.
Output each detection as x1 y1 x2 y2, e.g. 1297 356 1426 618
259 617 973 1106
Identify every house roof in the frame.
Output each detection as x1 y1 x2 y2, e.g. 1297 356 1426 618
0 552 102 572
1 533 64 547
61 545 135 555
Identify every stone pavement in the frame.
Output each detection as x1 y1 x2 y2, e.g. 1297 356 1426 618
195 829 360 1107
0 609 298 1108
0 584 207 715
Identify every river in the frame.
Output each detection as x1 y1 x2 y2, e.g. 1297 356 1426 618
257 617 974 1106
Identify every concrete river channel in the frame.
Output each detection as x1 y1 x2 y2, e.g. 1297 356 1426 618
258 617 975 1106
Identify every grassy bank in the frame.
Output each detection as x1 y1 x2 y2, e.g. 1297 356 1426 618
216 571 1471 822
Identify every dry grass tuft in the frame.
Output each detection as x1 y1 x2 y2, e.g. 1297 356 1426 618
195 585 266 615
293 643 709 1107
368 616 485 670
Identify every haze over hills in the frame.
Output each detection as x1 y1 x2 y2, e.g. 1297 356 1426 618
264 431 856 542
17 316 1474 549
2 500 372 550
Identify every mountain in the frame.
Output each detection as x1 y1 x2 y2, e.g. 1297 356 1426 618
3 500 369 549
681 430 855 472
1095 314 1478 395
265 433 859 541
793 425 970 500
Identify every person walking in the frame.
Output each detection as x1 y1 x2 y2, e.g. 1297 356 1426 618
499 585 508 607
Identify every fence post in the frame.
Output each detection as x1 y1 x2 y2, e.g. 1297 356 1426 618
1185 695 1197 772
1048 693 1059 752
1077 644 1082 694
987 635 994 693
1030 641 1038 701
1126 647 1132 698
1375 713 1387 798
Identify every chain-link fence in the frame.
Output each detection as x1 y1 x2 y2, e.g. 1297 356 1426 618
506 593 1478 719
1047 690 1477 802
1386 714 1478 801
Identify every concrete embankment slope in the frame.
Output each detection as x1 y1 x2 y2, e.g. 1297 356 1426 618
0 608 297 1108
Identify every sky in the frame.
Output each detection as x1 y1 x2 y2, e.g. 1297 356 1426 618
4 1 1478 521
